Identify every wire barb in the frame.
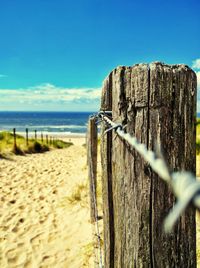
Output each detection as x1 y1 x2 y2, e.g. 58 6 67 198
104 123 122 135
97 113 197 233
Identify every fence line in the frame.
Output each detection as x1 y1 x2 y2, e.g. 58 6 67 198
12 128 59 149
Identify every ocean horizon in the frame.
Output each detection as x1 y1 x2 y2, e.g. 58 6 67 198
0 111 95 135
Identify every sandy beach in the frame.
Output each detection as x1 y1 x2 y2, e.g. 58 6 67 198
1 133 199 267
0 136 101 268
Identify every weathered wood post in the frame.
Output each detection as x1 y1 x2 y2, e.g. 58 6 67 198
87 117 98 223
13 128 17 151
26 128 29 146
101 62 196 267
41 132 43 143
34 130 37 140
101 73 114 268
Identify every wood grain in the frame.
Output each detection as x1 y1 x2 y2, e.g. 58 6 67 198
100 62 197 267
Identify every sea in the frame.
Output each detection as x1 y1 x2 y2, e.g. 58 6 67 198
0 111 198 136
0 111 94 136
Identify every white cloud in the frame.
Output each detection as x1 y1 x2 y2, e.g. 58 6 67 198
197 71 200 110
192 59 200 112
192 59 200 69
0 83 101 111
195 71 200 113
197 71 200 90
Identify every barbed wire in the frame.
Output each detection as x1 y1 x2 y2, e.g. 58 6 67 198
96 111 200 233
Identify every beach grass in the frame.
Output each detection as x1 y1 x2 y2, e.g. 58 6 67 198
64 181 88 206
0 131 73 157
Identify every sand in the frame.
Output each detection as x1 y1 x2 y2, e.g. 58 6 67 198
1 133 198 267
0 137 97 268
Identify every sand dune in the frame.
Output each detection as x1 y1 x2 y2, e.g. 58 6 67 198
0 138 96 268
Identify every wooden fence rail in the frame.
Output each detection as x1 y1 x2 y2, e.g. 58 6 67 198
88 62 197 268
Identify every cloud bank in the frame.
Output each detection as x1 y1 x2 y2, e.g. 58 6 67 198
1 59 200 112
0 83 101 111
192 59 200 69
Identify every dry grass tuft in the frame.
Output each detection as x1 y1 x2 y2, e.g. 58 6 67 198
66 182 88 206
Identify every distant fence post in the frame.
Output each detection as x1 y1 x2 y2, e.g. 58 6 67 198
34 130 37 140
41 132 43 143
13 128 17 150
26 128 29 146
46 134 48 144
87 117 98 223
100 62 197 267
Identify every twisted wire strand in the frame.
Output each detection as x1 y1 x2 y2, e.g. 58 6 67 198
91 170 103 268
97 111 200 233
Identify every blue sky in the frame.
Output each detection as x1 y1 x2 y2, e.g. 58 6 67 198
0 0 199 111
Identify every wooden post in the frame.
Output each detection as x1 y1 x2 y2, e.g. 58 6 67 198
46 135 48 144
34 130 37 140
41 133 43 143
87 117 98 223
101 62 197 267
100 72 114 268
13 128 17 150
26 128 28 146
